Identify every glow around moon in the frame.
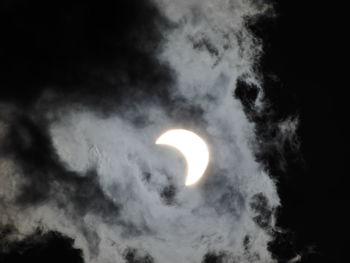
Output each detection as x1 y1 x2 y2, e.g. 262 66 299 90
155 129 209 186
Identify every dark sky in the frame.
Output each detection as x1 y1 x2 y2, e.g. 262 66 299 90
252 1 349 262
0 0 173 109
1 0 349 262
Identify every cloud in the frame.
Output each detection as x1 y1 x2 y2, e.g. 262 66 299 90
0 0 298 262
0 227 83 263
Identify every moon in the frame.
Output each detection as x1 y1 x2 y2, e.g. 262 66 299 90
155 129 209 186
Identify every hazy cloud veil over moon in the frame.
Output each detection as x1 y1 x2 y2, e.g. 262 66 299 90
0 0 297 262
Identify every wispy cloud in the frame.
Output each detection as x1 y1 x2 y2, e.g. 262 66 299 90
0 1 298 262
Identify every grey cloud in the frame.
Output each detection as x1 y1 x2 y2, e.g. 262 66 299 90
0 0 298 262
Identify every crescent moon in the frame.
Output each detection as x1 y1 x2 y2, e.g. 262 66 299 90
155 129 209 186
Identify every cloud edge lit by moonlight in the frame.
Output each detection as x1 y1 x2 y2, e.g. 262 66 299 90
0 1 299 262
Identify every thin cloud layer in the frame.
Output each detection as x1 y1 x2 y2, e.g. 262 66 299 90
0 0 296 262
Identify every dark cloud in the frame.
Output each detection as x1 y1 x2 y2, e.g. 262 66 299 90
0 0 174 109
234 75 300 173
250 193 273 230
234 77 260 117
160 184 177 205
123 248 154 263
0 227 83 263
201 251 226 263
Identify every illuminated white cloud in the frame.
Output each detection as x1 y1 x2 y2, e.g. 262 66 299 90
0 1 283 262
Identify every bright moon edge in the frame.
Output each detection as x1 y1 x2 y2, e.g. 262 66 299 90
155 129 210 186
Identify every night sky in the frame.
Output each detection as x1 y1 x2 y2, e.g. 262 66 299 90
0 0 348 262
254 1 349 262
